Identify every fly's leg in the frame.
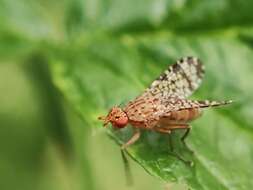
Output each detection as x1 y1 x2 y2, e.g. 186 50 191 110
154 127 171 134
120 129 140 184
120 150 133 186
164 124 194 154
154 128 173 151
154 127 193 166
169 132 174 152
180 126 194 154
170 151 193 166
121 129 141 150
153 128 173 151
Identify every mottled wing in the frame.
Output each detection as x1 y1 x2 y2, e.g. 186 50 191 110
124 56 205 124
162 98 233 113
124 93 232 127
147 56 205 99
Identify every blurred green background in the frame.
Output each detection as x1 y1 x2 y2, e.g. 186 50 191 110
1 0 253 190
0 62 161 190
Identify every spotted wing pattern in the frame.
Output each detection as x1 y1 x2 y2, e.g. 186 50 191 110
125 93 232 126
147 56 205 99
124 56 231 127
162 98 232 113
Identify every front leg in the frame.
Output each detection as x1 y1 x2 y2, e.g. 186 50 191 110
121 129 141 150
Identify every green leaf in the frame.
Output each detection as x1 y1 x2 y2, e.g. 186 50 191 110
2 0 253 189
0 0 73 41
81 0 253 32
48 33 253 189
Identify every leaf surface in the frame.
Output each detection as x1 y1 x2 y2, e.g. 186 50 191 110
49 34 253 189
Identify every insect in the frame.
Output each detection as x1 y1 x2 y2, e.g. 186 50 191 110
98 57 232 160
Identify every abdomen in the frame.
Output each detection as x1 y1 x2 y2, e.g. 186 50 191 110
160 108 202 125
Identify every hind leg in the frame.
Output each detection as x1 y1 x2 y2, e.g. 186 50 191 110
161 124 193 153
154 127 193 166
180 126 193 153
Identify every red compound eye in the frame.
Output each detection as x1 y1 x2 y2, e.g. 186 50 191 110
114 116 128 128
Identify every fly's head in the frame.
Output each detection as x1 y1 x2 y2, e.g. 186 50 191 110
98 106 128 129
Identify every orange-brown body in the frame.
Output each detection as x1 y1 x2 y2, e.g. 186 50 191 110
161 108 202 125
127 108 202 130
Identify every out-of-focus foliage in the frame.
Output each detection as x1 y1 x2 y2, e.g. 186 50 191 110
1 0 253 190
